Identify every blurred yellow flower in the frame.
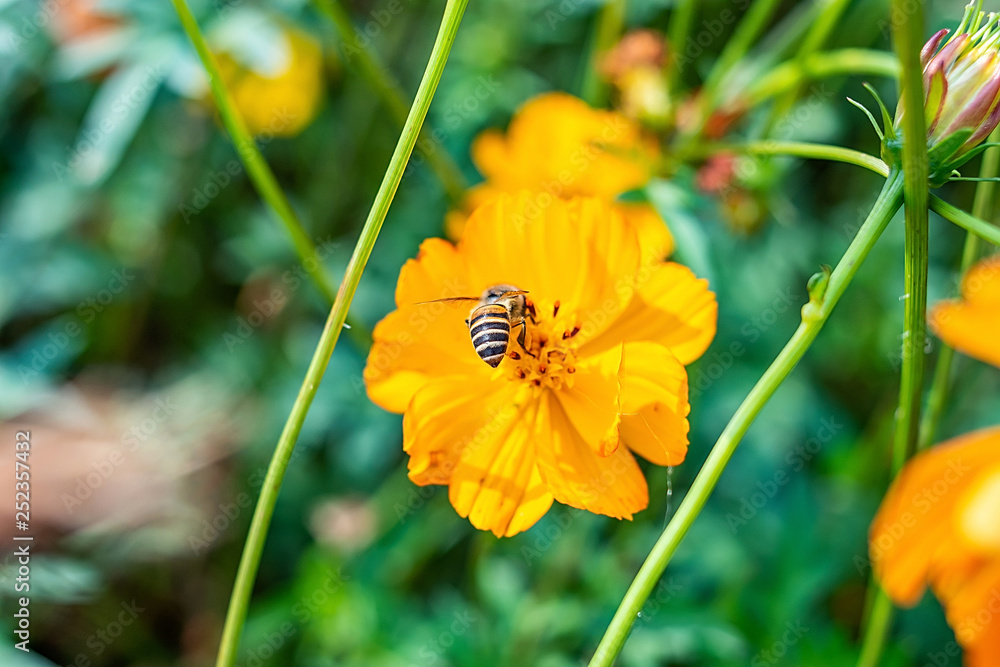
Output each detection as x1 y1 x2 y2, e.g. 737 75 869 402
447 93 673 263
216 26 325 137
870 427 1000 667
929 255 1000 368
365 194 716 536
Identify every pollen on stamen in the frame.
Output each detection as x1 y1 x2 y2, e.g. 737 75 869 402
553 301 561 317
509 351 521 360
563 325 581 339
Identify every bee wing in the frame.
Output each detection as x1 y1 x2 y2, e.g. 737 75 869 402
413 296 480 306
499 290 529 298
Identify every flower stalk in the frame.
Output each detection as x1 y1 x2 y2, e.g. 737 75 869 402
213 0 469 664
171 0 339 305
588 169 904 667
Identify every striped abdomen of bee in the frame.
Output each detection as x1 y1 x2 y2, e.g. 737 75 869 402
468 304 511 368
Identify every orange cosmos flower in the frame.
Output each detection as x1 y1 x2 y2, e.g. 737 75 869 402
871 256 1000 665
870 427 1000 667
929 255 1000 368
446 93 673 263
366 194 716 536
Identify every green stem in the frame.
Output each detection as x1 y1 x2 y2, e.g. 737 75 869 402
667 0 696 90
581 0 627 105
313 0 467 203
172 0 339 305
676 140 889 176
931 194 1000 248
213 1 469 664
588 171 904 667
919 132 1000 451
856 3 928 664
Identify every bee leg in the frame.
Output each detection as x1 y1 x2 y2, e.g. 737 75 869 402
516 321 536 358
525 299 538 324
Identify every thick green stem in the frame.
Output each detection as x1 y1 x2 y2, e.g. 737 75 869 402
588 171 904 667
313 0 467 203
920 133 1000 451
582 0 627 105
172 0 339 305
212 1 469 665
856 3 928 665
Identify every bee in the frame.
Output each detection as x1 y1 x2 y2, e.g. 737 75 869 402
418 284 533 368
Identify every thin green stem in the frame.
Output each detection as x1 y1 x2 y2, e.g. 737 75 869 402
856 3 928 664
588 171 905 667
919 133 1000 451
582 0 627 105
172 0 339 305
667 0 696 90
676 140 889 176
213 0 469 664
931 195 1000 248
313 0 467 203
743 49 900 107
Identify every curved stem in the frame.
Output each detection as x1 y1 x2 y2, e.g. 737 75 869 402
856 2 928 664
919 132 1000 451
588 171 904 667
172 0 339 305
931 194 1000 248
677 140 889 176
213 1 469 664
313 0 467 203
702 0 783 106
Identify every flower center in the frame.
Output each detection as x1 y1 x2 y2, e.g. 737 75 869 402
505 299 580 392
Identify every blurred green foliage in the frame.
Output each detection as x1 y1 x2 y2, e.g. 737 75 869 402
2 0 999 665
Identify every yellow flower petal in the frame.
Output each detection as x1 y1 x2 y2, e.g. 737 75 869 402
403 377 519 486
616 202 674 264
459 194 641 344
448 399 547 537
503 466 555 537
958 465 1000 551
870 426 1000 606
581 262 717 365
618 342 690 466
535 393 648 519
557 345 623 456
930 255 1000 368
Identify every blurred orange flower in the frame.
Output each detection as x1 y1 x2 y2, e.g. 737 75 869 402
929 256 1000 368
871 256 1000 666
447 93 673 263
366 195 716 536
216 26 325 137
870 427 1000 667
